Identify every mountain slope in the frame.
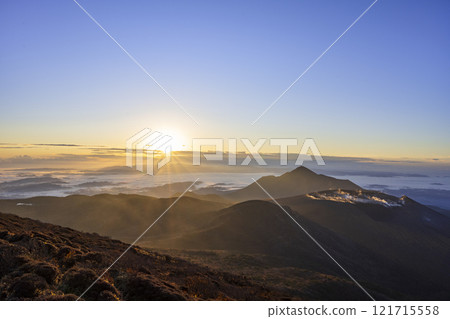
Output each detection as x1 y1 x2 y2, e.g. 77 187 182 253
0 194 228 244
148 194 450 300
218 166 360 201
277 190 450 298
0 212 288 301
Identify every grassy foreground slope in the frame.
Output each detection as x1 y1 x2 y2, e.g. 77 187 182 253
0 212 289 301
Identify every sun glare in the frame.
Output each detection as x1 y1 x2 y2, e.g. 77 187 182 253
158 128 188 152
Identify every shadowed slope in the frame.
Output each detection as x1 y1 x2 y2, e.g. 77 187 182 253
0 212 288 301
219 166 360 201
150 196 450 300
278 190 450 298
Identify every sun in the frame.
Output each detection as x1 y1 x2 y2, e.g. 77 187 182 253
158 128 188 152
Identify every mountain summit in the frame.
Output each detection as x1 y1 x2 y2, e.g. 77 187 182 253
222 166 360 201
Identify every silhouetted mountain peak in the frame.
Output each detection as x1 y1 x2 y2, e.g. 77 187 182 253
225 167 361 201
290 166 316 175
255 167 317 184
274 166 317 180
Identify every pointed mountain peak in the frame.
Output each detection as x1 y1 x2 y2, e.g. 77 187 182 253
284 166 317 177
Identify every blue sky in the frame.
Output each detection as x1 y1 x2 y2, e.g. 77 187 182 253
1 0 449 158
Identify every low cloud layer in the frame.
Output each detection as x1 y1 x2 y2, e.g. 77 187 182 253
1 147 449 210
0 175 69 194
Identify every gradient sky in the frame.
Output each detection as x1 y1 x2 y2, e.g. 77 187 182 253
1 0 449 159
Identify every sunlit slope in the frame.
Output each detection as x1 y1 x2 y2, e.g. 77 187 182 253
0 194 228 243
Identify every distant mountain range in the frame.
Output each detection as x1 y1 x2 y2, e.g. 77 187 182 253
0 167 448 300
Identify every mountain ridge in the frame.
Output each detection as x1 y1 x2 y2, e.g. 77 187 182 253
215 166 361 201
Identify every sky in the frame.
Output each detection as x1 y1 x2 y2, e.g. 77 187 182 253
1 0 450 159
